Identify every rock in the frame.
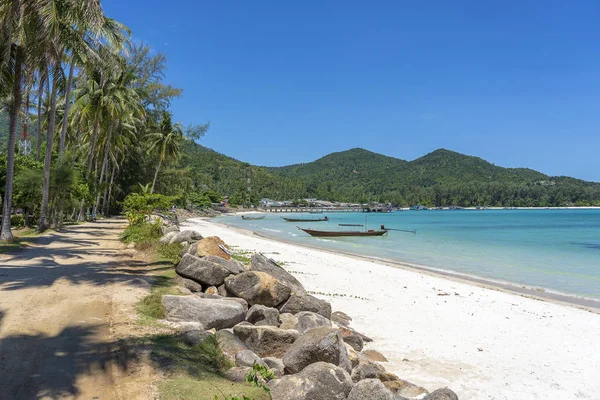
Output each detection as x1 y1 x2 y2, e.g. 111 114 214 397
423 388 459 400
187 243 198 256
162 320 205 331
346 344 360 368
203 255 246 275
383 380 429 398
225 297 249 312
278 313 298 330
340 326 364 352
235 349 267 368
347 378 395 400
263 357 285 377
279 293 331 318
181 330 213 346
196 236 232 259
350 360 379 383
174 275 203 293
179 243 191 257
250 254 306 294
215 330 249 361
378 371 400 382
176 255 234 286
217 284 231 297
361 349 388 362
224 366 251 383
160 231 177 243
205 286 219 295
295 311 331 333
282 326 351 374
331 311 352 327
162 295 245 330
225 271 291 307
246 304 280 326
177 287 193 295
233 324 300 358
169 229 202 244
269 362 353 400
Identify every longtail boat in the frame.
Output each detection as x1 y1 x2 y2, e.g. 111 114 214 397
241 215 265 220
298 227 388 237
282 216 328 222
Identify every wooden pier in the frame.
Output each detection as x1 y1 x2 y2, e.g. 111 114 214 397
265 206 390 213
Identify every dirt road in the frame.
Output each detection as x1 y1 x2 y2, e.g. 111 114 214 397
0 219 154 400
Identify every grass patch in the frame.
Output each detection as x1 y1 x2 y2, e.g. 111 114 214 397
231 250 252 265
0 227 39 254
157 242 184 264
121 221 162 249
136 268 182 326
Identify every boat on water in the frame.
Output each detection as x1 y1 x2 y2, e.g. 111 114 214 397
298 226 388 237
241 215 265 220
282 216 328 222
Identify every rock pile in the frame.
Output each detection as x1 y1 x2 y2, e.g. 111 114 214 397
159 230 459 400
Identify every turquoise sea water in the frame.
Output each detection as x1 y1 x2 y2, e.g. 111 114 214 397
220 210 600 300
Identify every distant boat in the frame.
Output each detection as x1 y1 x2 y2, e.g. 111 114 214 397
298 227 388 237
308 210 323 214
241 215 265 220
410 205 428 211
282 216 328 222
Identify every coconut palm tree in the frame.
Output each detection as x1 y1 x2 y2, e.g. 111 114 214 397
147 111 183 194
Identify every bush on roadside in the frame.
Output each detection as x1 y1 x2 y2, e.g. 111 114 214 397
121 220 162 247
10 214 25 228
158 242 184 264
122 192 178 225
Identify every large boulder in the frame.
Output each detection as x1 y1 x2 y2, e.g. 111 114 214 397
246 304 280 326
160 231 177 243
347 378 395 400
279 293 331 318
269 362 353 400
174 275 203 293
203 255 246 274
162 295 245 330
263 357 285 377
215 329 249 361
339 326 364 352
181 330 213 346
195 236 232 259
225 271 291 307
350 359 379 383
295 311 331 333
383 379 429 398
331 311 352 327
278 313 298 330
250 254 306 295
169 229 202 244
361 349 388 362
233 324 300 358
224 366 251 383
235 349 267 368
176 255 241 286
282 326 352 374
424 388 459 400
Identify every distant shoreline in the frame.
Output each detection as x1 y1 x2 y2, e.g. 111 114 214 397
216 214 600 313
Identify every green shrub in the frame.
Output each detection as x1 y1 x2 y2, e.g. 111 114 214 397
158 242 183 264
122 192 178 225
121 220 162 247
10 214 25 228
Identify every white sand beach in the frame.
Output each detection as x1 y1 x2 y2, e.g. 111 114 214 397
182 217 600 400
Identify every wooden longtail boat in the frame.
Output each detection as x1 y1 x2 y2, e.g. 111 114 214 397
282 216 328 222
241 215 265 220
298 227 388 237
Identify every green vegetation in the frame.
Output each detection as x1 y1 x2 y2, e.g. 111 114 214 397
0 227 38 254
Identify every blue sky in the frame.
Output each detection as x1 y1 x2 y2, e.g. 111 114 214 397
103 1 600 181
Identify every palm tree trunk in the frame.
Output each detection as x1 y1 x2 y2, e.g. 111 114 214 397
59 62 75 155
93 128 112 217
104 163 118 216
102 163 111 215
36 74 46 161
78 120 99 221
0 48 23 241
38 64 60 232
151 158 162 194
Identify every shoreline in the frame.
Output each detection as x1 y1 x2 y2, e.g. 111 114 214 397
215 215 600 313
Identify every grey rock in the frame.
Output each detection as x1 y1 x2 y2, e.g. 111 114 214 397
233 323 300 358
263 357 285 377
178 243 191 257
181 330 213 346
339 326 365 352
204 255 246 275
215 329 249 361
269 362 353 400
224 366 251 383
331 310 352 327
174 275 203 292
295 311 331 333
424 388 459 400
169 229 202 244
383 379 429 398
282 326 352 374
279 293 332 319
250 254 306 295
176 256 233 286
160 231 177 243
162 295 245 330
217 284 230 297
235 349 267 368
246 304 280 326
347 378 395 400
278 313 298 330
225 271 291 307
350 359 379 382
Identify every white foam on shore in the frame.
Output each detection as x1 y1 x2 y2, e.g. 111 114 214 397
182 217 600 400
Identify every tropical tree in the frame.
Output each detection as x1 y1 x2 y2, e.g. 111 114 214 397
147 111 183 194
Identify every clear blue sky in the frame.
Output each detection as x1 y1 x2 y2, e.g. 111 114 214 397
103 0 600 181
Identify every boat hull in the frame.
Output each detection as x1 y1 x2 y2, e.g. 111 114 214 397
282 217 327 222
299 228 388 237
241 216 265 220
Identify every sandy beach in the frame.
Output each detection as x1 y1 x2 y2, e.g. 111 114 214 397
182 217 600 400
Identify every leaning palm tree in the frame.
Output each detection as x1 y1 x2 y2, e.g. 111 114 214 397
147 111 183 194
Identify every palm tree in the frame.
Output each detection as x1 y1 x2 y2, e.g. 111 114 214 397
148 111 183 194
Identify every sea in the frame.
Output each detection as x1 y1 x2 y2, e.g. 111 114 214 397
220 209 600 302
